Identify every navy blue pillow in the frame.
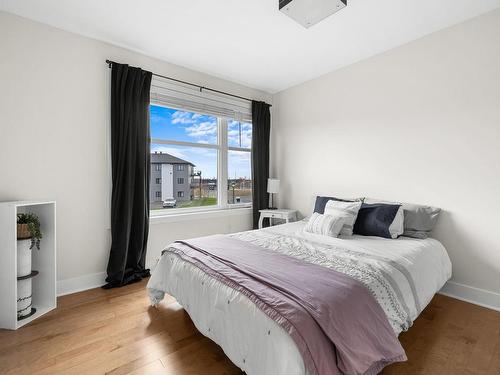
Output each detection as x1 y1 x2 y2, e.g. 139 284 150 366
313 196 355 214
353 203 401 239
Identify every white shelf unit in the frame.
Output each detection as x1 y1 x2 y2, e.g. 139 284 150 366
0 201 56 330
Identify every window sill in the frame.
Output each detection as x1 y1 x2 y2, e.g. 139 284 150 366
150 206 252 225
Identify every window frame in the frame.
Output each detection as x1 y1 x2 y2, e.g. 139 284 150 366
150 103 252 216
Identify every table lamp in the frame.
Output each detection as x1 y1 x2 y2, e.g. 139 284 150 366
267 178 280 209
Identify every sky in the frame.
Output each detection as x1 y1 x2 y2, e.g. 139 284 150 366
150 105 251 180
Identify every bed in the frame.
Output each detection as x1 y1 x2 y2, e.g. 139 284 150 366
147 220 452 375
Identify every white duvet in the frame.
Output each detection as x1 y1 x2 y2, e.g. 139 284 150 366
147 221 452 375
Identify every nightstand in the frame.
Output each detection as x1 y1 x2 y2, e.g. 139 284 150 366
258 209 297 229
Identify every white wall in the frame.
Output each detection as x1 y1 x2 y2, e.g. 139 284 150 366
272 9 500 297
0 11 270 293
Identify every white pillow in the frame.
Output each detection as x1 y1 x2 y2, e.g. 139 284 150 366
304 213 345 237
324 200 362 236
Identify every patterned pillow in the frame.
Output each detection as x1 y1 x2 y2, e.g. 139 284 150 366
304 213 346 237
324 200 363 236
313 196 363 214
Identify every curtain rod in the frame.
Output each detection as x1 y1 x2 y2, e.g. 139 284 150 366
105 60 271 107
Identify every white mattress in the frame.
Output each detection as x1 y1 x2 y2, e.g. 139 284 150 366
147 221 452 375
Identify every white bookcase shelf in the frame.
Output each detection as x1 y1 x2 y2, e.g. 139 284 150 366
0 201 56 330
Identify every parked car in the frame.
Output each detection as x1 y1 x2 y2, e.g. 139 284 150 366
162 198 177 208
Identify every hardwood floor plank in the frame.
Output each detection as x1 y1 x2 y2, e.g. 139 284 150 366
1 279 499 375
124 360 166 375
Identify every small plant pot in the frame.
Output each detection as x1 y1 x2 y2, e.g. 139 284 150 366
17 239 32 278
17 224 31 240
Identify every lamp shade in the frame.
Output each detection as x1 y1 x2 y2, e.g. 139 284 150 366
267 178 280 194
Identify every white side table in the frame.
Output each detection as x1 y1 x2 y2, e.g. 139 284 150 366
258 209 297 229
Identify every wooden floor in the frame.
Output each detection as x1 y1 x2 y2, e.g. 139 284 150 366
1 280 499 375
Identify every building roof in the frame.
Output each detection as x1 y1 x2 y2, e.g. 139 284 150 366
151 151 194 166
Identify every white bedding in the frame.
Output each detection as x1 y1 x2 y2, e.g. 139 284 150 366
147 221 452 375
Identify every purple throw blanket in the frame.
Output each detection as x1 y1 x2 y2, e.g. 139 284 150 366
172 235 406 375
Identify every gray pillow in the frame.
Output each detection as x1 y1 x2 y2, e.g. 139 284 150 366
364 198 441 239
401 203 441 239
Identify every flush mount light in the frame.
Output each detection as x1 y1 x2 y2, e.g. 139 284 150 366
279 0 347 28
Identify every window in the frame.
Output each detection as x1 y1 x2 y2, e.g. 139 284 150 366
154 164 161 171
156 178 161 184
155 191 161 198
227 120 252 205
228 120 252 148
149 104 252 212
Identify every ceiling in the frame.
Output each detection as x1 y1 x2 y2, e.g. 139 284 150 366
1 0 500 93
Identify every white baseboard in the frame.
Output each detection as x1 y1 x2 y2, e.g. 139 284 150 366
439 281 500 312
57 272 107 296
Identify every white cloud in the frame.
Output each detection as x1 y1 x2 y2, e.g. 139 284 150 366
171 111 197 125
228 131 252 148
150 113 164 124
170 111 219 143
229 150 251 161
185 121 217 138
196 138 217 144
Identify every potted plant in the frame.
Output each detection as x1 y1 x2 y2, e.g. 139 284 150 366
17 213 42 250
16 213 42 319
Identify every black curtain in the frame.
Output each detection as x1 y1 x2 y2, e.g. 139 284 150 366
251 101 271 229
104 63 153 289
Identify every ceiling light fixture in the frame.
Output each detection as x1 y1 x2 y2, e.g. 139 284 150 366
279 0 347 28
